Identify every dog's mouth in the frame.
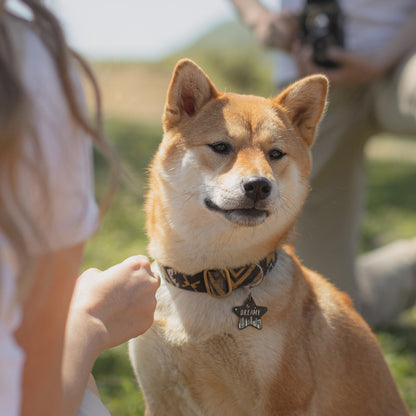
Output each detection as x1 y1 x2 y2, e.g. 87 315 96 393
204 198 269 226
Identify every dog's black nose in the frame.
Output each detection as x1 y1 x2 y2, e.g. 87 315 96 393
243 177 272 201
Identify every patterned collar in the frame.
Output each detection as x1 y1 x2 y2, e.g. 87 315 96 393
158 252 278 298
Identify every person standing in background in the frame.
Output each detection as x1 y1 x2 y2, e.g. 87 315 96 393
231 0 416 326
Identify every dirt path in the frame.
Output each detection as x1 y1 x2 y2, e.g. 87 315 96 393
85 62 171 123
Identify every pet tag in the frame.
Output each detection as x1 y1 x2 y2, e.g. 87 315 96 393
233 292 267 330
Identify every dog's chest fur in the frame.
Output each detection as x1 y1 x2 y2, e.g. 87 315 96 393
130 257 298 416
133 325 283 416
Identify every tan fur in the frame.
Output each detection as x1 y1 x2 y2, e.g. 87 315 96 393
129 59 409 415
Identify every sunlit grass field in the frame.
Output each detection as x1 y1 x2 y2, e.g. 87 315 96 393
83 57 416 414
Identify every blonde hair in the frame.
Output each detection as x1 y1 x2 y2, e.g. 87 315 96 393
0 0 119 294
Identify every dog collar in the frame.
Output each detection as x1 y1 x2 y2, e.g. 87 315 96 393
158 252 278 299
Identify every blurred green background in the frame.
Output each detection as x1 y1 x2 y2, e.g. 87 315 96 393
82 22 416 415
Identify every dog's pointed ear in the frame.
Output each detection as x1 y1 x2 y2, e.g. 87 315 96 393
273 75 328 147
163 59 219 130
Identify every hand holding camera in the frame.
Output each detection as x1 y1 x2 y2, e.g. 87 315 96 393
249 9 299 52
300 0 344 68
296 0 386 85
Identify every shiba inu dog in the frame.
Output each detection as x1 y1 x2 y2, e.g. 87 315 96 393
129 59 409 415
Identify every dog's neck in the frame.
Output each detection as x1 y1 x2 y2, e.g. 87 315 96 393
147 212 293 275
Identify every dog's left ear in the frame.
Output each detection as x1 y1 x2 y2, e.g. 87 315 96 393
274 75 328 147
163 58 219 131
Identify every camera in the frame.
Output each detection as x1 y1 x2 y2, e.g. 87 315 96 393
300 0 344 68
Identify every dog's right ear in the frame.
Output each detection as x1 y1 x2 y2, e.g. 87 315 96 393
163 59 219 130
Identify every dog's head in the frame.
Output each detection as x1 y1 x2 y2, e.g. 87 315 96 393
146 59 327 269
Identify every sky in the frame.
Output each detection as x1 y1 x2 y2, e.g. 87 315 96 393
7 0 277 60
44 0 240 60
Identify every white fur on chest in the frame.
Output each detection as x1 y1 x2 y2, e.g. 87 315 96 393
129 255 293 415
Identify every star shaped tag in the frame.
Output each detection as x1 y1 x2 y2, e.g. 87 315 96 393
233 293 268 330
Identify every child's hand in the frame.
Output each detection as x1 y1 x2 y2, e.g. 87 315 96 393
68 255 160 354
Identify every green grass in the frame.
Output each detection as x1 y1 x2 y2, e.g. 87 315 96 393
361 154 416 252
85 118 162 269
377 307 416 412
85 118 416 415
92 345 145 415
84 118 160 415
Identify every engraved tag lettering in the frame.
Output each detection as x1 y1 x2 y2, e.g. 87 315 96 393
233 293 267 330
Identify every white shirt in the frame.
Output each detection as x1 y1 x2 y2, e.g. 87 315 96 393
77 389 112 416
0 17 99 416
274 0 416 85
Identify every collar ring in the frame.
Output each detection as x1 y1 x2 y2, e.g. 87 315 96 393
247 264 264 289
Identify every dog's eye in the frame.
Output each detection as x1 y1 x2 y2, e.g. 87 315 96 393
208 142 232 155
269 149 286 161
